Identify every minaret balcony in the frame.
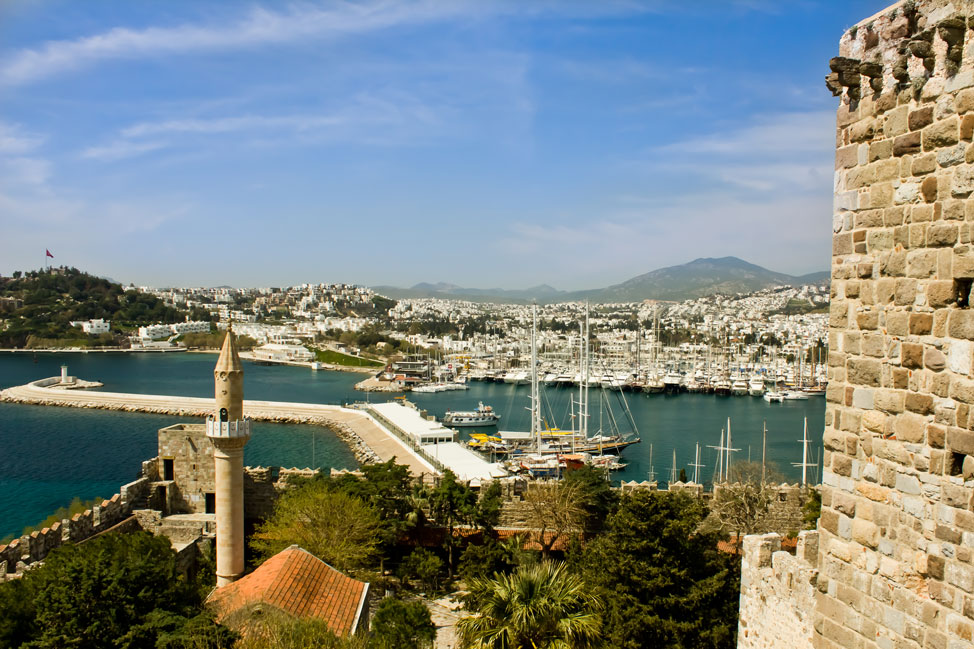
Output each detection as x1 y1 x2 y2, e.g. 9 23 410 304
205 417 252 441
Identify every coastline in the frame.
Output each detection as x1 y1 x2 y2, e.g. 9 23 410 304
0 378 435 475
0 348 380 374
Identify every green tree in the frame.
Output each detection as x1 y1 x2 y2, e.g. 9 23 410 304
430 470 477 576
563 466 618 532
398 548 444 593
459 536 523 583
252 483 382 572
803 488 822 530
575 490 739 649
0 531 227 649
457 561 602 649
371 598 436 649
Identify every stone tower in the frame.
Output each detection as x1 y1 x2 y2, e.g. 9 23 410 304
206 327 250 587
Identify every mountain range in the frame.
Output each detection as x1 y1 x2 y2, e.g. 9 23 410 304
372 257 830 304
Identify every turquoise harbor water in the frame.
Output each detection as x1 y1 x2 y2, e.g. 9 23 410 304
0 352 825 539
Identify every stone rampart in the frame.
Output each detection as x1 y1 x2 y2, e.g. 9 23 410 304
0 492 139 577
759 2 974 648
738 532 819 649
243 466 320 521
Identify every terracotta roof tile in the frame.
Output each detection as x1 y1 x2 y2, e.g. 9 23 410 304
208 546 369 637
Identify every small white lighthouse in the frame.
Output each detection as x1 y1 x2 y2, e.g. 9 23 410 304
205 327 250 587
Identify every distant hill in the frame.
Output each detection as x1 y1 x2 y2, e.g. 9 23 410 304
371 283 567 304
0 267 197 348
373 257 829 304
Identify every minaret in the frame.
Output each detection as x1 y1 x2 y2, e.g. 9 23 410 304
205 326 250 587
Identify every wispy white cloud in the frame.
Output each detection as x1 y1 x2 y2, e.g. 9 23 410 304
0 2 474 86
81 140 169 161
656 111 834 157
0 120 44 154
0 157 51 186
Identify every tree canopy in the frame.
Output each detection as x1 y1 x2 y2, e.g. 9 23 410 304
573 490 740 649
0 531 232 649
251 482 382 572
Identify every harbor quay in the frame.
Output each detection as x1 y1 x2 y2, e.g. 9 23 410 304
0 377 437 476
0 376 506 481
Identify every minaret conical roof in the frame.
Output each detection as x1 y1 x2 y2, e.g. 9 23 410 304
215 328 242 373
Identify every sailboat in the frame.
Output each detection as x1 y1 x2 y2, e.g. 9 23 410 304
494 304 639 473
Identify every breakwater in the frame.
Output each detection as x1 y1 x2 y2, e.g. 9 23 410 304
0 379 435 475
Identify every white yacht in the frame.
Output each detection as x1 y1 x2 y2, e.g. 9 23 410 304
748 374 765 396
443 402 501 427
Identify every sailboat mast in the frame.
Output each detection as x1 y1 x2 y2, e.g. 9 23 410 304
761 421 767 485
802 417 808 486
531 304 540 451
726 417 733 481
584 304 590 439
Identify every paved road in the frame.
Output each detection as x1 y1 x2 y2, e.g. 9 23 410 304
1 380 436 476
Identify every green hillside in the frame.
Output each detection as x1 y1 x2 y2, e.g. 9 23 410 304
0 267 196 348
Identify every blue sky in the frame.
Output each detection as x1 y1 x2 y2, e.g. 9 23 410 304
0 0 888 289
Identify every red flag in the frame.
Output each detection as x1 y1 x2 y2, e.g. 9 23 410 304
45 249 53 258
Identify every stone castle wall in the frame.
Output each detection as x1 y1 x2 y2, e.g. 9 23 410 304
0 479 150 577
738 532 819 649
741 2 974 648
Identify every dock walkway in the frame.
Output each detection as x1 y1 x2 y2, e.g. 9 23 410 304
0 379 436 476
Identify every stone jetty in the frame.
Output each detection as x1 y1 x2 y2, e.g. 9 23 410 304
0 378 437 476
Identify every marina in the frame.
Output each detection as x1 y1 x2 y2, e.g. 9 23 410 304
0 351 824 539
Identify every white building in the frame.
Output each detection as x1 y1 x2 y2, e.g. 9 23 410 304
70 318 111 334
252 343 315 363
139 324 174 340
170 320 211 335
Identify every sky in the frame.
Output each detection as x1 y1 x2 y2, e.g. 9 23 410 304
0 0 891 290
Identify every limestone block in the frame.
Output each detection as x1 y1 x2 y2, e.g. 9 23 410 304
852 519 880 549
836 143 859 169
894 131 922 156
913 152 937 175
875 389 905 413
902 342 924 368
926 347 947 371
949 340 973 375
869 139 893 162
952 165 974 197
894 182 920 204
910 106 935 131
924 116 960 150
947 426 974 454
887 309 908 334
938 143 968 167
885 107 907 138
963 114 974 142
894 412 929 443
927 223 959 247
848 358 882 387
958 88 974 114
949 311 974 339
928 281 955 307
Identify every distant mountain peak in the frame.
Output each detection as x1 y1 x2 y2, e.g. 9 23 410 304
374 256 828 304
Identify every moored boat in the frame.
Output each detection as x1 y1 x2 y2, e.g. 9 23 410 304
443 402 500 427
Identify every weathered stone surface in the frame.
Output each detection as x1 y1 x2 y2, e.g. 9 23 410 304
894 131 922 156
952 165 974 197
924 116 960 150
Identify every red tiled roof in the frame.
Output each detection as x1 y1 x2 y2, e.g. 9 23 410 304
207 546 369 637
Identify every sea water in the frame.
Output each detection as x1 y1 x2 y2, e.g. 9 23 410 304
0 352 825 539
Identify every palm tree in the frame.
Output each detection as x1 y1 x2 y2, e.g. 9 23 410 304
457 561 603 649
